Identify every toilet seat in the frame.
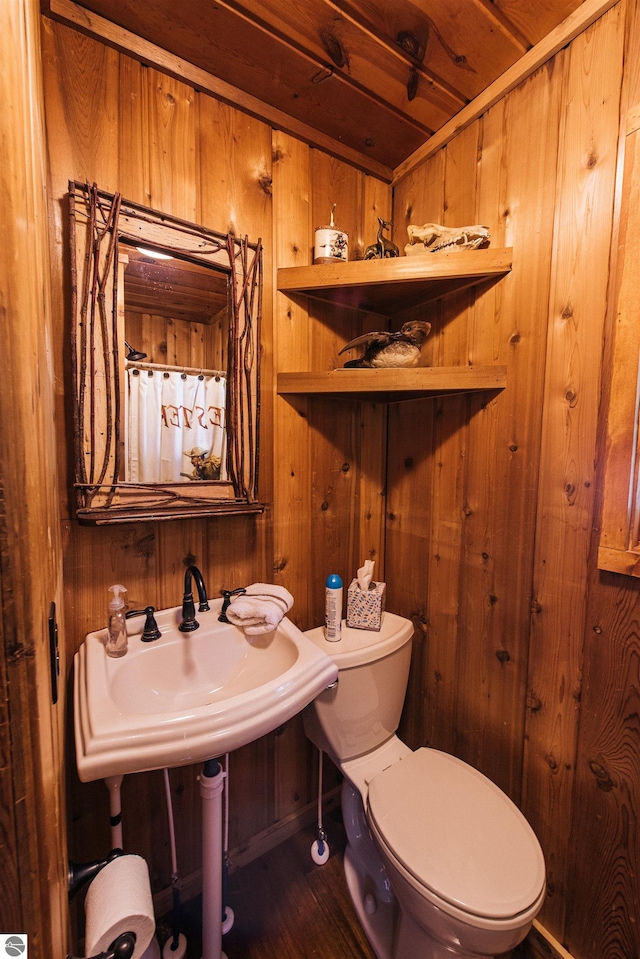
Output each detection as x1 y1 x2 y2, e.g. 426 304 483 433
367 748 546 923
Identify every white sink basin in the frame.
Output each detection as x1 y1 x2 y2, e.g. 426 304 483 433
74 601 338 781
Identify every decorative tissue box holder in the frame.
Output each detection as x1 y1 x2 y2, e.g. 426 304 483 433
347 579 386 631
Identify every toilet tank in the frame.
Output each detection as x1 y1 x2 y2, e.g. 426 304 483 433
302 613 414 764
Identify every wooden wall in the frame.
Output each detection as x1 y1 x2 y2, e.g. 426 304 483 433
391 4 639 959
0 0 69 949
34 3 640 958
40 14 392 939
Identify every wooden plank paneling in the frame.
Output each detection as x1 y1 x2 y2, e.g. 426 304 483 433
42 21 275 922
339 0 528 101
597 0 640 573
232 0 464 131
0 0 68 951
523 6 624 933
564 4 640 957
394 0 621 183
43 20 120 192
148 68 197 219
354 177 391 575
36 7 640 959
272 131 314 623
48 0 603 178
41 19 121 521
392 5 634 956
307 151 385 627
390 151 443 752
495 1 584 45
271 133 319 823
118 55 150 201
56 0 424 171
454 66 562 799
565 573 640 958
271 139 391 815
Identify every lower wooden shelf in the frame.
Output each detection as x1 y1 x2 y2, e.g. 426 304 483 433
277 366 507 402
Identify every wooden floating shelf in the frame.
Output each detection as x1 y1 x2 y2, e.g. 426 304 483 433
277 249 512 316
277 366 507 403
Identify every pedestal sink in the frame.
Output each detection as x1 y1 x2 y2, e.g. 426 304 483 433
73 599 338 958
74 600 337 781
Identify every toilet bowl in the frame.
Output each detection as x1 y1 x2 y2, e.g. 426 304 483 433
302 613 546 959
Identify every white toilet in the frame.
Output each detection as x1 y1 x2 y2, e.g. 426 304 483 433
302 612 546 959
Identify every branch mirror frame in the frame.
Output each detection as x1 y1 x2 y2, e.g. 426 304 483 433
69 181 263 524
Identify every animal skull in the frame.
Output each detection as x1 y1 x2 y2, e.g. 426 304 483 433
405 222 491 255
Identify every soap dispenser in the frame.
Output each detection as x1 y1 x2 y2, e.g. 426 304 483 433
106 584 128 658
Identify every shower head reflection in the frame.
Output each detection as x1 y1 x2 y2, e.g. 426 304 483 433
125 340 147 362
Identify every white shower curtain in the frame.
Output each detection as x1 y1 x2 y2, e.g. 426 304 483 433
126 369 227 483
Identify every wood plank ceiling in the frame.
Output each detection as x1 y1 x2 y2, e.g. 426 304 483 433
50 0 585 175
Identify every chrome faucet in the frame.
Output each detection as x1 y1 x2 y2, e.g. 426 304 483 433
179 564 210 632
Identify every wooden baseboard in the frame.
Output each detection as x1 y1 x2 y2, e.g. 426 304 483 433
519 920 577 959
152 786 341 918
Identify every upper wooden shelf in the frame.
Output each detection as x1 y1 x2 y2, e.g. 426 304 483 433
278 366 507 402
277 249 513 316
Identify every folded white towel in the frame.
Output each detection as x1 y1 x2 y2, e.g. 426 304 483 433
226 583 294 635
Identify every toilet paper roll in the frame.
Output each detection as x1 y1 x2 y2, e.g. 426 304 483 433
84 854 155 959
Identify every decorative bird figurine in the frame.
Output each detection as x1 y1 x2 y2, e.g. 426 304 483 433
339 320 432 368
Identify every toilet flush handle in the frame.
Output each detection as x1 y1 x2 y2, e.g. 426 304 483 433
326 678 339 689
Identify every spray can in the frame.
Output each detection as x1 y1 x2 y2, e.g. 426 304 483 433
325 574 343 642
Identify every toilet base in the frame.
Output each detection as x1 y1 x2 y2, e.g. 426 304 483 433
341 778 526 959
344 844 395 959
345 842 486 959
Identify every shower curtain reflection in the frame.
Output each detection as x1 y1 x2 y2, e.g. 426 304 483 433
126 368 227 484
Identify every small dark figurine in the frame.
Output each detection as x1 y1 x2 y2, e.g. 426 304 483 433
339 320 432 368
364 217 400 259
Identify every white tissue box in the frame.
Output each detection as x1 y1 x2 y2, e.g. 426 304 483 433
347 579 386 630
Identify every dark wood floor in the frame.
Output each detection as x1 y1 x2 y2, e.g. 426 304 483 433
157 808 376 959
157 807 524 959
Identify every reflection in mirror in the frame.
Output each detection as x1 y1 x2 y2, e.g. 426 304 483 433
122 249 228 485
69 182 263 524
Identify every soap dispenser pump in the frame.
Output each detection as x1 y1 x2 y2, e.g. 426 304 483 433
106 584 128 658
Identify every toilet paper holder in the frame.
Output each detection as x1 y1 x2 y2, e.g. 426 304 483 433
68 847 124 900
67 849 137 959
67 930 136 959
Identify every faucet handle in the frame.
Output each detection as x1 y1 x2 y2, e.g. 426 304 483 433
125 606 161 642
219 587 246 623
141 607 161 642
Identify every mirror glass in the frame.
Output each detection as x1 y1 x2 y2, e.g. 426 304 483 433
69 182 263 524
122 248 228 485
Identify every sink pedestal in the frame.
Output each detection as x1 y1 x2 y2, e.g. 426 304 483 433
200 760 227 959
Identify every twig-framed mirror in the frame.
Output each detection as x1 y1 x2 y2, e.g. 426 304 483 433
69 181 263 524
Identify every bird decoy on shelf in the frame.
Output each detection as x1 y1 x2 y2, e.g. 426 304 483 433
338 320 432 368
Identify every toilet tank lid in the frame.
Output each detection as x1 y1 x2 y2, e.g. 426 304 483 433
304 612 413 668
367 748 546 921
